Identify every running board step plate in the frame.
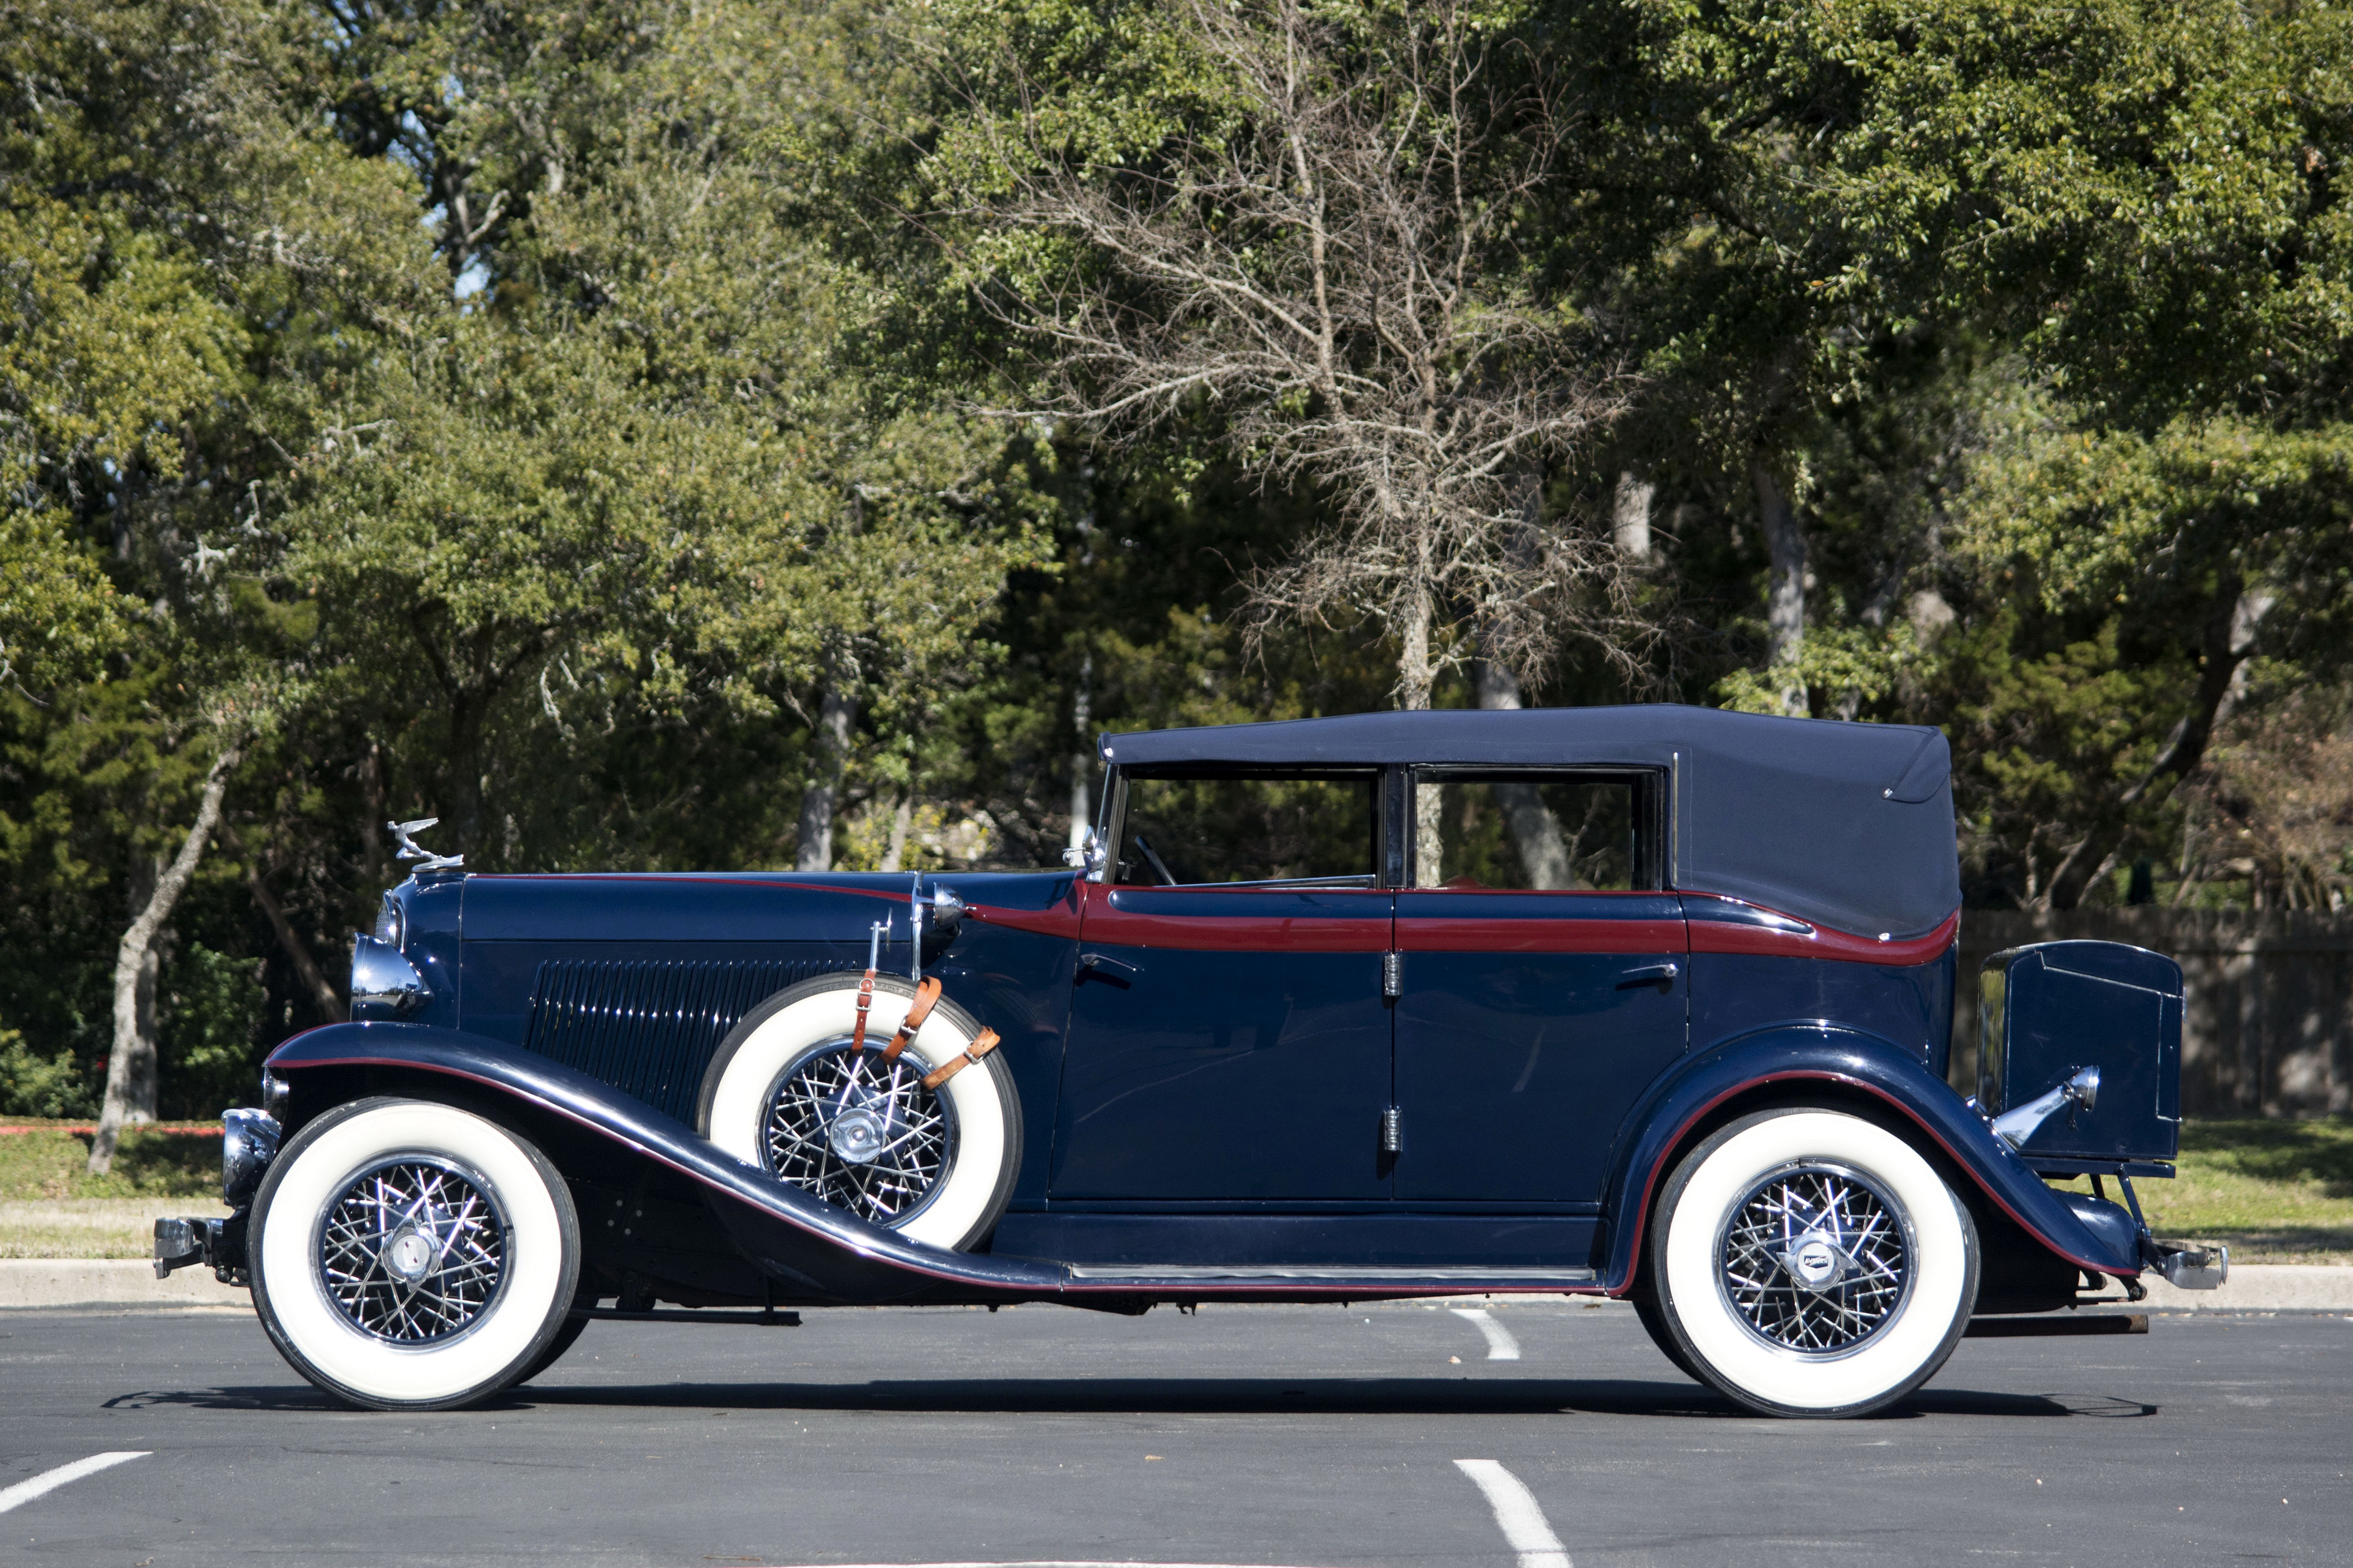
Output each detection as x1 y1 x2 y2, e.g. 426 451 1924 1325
1062 1264 1599 1284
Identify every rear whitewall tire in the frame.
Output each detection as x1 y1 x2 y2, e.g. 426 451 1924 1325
250 1098 580 1412
697 973 1020 1251
1651 1107 1978 1418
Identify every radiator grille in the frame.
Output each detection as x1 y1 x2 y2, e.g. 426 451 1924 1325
522 958 846 1124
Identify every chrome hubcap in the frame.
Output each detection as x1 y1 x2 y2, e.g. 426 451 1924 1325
1717 1163 1910 1356
317 1158 507 1343
764 1038 955 1226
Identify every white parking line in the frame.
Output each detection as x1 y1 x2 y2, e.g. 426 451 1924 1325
1451 1307 1522 1360
1453 1459 1570 1568
0 1451 150 1517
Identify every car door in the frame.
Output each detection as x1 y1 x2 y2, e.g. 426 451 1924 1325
1048 768 1395 1201
1390 768 1688 1202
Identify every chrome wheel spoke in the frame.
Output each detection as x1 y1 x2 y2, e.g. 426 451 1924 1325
763 1035 956 1226
316 1158 507 1344
1717 1163 1911 1358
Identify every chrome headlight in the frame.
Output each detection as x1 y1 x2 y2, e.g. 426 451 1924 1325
222 1107 281 1205
351 933 428 1017
373 892 406 950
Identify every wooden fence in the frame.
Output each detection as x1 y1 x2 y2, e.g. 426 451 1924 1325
1949 909 2353 1117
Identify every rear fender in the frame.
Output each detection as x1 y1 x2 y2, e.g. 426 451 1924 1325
265 1023 1063 1306
1600 1024 2141 1293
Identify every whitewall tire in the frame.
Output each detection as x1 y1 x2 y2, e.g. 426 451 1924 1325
1649 1107 1978 1418
249 1098 581 1411
697 973 1020 1251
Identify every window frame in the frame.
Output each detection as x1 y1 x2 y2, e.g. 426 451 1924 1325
1098 764 1393 890
1404 764 1670 893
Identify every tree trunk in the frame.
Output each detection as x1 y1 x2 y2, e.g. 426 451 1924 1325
359 739 390 887
880 793 914 874
795 664 858 872
446 686 489 858
123 853 162 1122
250 867 348 1023
1751 455 1807 716
1068 649 1095 851
90 745 240 1175
2043 580 2271 911
1401 581 1445 883
1613 470 1654 564
1473 655 1571 888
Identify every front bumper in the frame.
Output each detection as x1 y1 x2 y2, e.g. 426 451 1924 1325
154 1105 280 1286
154 1211 250 1284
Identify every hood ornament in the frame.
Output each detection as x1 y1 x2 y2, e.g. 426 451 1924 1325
387 817 465 873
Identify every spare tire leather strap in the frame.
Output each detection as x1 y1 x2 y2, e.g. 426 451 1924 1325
880 977 943 1062
921 1027 1001 1091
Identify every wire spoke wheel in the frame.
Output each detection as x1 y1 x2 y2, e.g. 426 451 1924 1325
763 1037 957 1226
1717 1162 1911 1357
316 1157 509 1344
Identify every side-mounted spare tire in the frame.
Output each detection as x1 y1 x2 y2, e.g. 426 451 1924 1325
696 972 1021 1251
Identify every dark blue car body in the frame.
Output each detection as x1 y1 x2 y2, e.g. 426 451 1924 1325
264 706 2176 1315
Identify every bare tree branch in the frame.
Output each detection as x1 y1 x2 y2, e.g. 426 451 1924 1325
931 0 1654 706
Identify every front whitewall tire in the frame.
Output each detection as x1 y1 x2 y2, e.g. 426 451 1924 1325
250 1098 580 1411
699 975 1020 1251
1652 1108 1978 1418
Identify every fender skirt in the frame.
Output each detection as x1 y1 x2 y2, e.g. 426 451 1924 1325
268 1024 1066 1307
1598 1026 2144 1294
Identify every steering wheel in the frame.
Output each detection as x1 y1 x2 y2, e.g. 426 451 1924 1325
1132 835 1180 887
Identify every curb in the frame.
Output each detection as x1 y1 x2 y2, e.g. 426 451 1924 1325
2137 1263 2353 1313
0 1259 249 1311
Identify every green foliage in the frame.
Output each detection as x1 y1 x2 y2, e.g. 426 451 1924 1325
158 944 267 1119
0 1028 94 1119
0 0 2350 1128
0 1125 220 1201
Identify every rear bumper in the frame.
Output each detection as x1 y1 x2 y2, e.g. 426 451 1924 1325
2143 1236 2229 1290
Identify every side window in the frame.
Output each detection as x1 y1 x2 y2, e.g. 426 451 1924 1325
1415 772 1650 890
1115 772 1379 887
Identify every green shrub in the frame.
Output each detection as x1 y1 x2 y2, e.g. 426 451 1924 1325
0 1028 96 1119
159 944 265 1119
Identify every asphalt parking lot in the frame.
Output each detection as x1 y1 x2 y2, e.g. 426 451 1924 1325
5 1299 2348 1567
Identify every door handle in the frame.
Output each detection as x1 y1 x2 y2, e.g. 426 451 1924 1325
1617 961 1679 992
1077 951 1142 986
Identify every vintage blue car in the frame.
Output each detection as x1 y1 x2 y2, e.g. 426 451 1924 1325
158 706 2223 1416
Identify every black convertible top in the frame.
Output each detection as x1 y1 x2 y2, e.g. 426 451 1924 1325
1100 705 1959 939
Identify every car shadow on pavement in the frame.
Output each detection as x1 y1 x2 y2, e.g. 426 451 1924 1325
514 1375 2150 1420
97 1377 2157 1420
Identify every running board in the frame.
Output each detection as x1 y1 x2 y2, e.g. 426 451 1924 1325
1061 1264 1598 1286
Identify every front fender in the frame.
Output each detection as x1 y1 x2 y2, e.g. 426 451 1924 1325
266 1022 1066 1305
1599 1025 2141 1293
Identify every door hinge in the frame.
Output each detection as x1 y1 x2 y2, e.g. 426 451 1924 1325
1381 1106 1403 1155
1382 951 1403 998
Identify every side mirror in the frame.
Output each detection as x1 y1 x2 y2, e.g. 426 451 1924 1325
1061 826 1109 882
